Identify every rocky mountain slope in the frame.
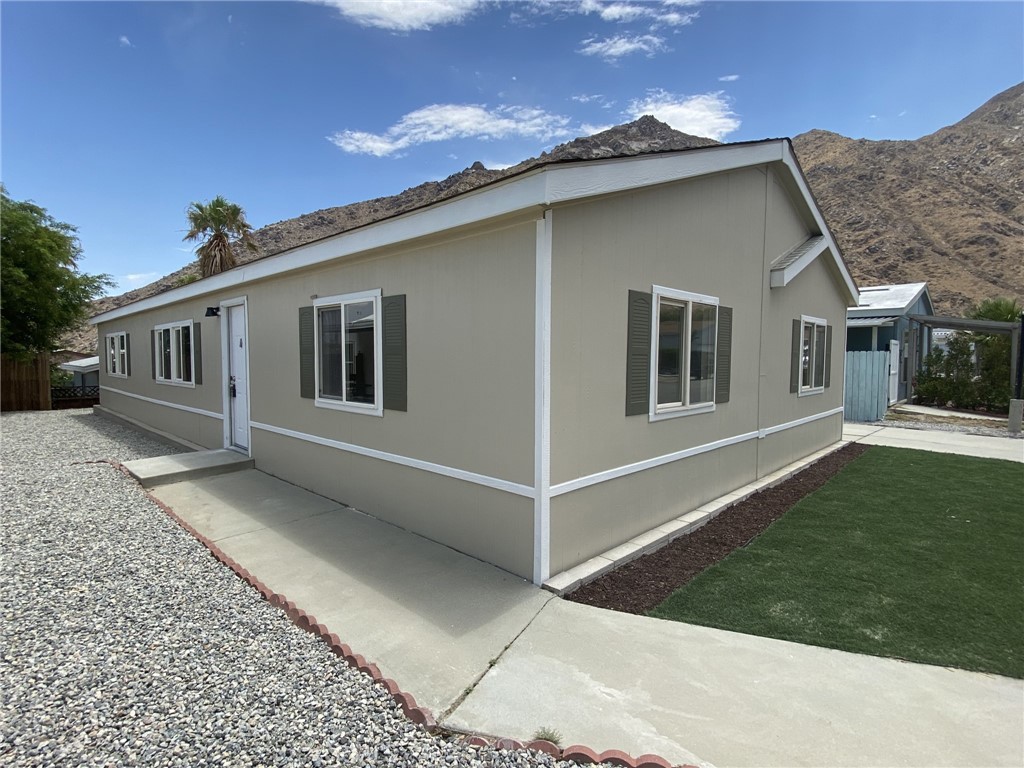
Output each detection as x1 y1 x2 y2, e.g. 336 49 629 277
66 85 1022 353
793 82 1023 316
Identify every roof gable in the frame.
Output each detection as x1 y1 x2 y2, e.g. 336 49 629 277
848 282 931 318
92 139 858 325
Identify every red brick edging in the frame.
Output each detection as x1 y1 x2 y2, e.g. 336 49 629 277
101 460 694 768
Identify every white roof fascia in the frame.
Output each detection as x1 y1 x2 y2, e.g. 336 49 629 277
769 236 829 288
92 140 826 325
543 141 784 203
779 143 859 306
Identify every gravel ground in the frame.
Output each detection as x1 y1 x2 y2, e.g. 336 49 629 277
876 412 1022 439
0 410 588 768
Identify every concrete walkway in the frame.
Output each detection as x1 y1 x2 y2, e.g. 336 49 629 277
145 429 1024 768
843 423 1023 462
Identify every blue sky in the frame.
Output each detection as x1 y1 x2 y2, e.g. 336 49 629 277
3 1 1021 295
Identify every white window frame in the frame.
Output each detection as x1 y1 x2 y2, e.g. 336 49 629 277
153 319 196 388
649 285 719 421
105 332 128 378
799 314 828 397
313 288 383 417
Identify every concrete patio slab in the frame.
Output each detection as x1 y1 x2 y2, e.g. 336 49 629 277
446 598 1024 768
150 473 552 718
123 449 253 488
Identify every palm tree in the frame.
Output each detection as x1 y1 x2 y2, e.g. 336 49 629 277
183 196 259 277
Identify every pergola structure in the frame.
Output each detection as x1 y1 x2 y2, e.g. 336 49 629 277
909 314 1024 400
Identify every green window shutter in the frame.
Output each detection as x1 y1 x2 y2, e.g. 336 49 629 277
824 324 833 389
193 323 203 385
790 319 801 393
125 333 132 377
382 295 407 412
299 306 315 399
625 290 652 416
715 306 733 404
151 330 158 380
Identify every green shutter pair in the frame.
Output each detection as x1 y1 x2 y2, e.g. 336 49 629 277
625 290 733 416
298 295 407 411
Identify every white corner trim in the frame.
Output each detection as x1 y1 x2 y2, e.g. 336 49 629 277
99 385 224 420
91 141 793 327
550 407 845 497
250 421 534 498
533 211 553 586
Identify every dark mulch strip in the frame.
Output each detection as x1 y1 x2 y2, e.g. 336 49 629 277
567 442 870 615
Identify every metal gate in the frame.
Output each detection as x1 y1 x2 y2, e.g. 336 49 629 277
844 350 889 422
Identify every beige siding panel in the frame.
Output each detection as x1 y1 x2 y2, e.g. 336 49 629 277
244 219 536 486
251 428 535 579
763 168 814 264
757 413 843 478
758 254 847 430
99 387 223 448
550 168 768 485
97 298 224 429
549 440 758 575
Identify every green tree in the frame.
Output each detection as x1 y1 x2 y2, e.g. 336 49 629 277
967 297 1021 410
0 185 113 360
183 196 259 277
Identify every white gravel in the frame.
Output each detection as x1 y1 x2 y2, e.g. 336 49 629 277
0 410 591 768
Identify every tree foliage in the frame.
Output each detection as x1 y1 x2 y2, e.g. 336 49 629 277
183 196 259 277
0 185 113 360
916 297 1022 412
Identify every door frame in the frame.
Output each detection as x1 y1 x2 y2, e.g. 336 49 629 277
220 295 251 455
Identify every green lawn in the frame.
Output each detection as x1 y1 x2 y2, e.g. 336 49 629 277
650 446 1024 678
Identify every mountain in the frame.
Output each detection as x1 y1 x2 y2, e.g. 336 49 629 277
792 82 1023 316
65 85 1022 353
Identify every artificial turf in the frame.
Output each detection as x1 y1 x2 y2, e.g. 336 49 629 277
650 446 1024 678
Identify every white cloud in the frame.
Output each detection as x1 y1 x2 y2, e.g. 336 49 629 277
479 159 517 170
580 122 613 135
718 74 739 82
118 35 134 48
898 110 908 118
315 0 483 31
328 103 574 157
578 34 668 60
577 0 698 27
627 89 740 140
571 93 604 103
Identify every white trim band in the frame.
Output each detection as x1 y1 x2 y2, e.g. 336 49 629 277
551 406 845 497
100 386 224 420
250 421 535 498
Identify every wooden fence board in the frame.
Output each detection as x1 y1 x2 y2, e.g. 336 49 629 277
844 350 889 422
1 353 52 411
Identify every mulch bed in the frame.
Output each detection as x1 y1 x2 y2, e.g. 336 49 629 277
567 442 870 615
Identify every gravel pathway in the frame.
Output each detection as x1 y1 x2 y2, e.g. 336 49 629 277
0 410 588 768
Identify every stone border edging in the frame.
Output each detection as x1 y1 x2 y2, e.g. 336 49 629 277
101 459 695 768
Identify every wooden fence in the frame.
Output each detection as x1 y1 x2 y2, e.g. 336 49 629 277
0 353 52 411
844 350 889 422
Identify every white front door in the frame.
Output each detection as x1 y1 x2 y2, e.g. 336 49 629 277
227 304 249 450
888 339 900 405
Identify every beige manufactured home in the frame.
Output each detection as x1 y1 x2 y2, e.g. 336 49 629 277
92 140 859 586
